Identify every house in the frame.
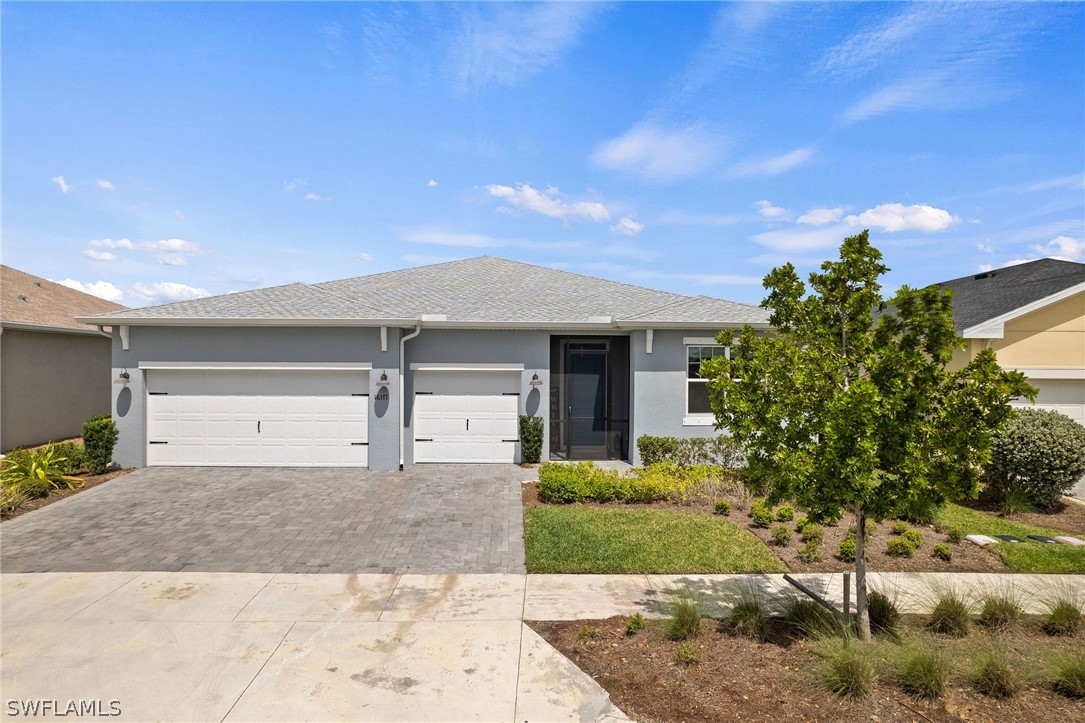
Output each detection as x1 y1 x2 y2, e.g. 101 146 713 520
1 265 127 451
79 256 769 470
938 258 1085 425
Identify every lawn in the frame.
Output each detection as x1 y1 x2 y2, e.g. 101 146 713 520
523 507 787 574
935 503 1085 573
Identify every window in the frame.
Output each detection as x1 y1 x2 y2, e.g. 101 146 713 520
687 345 727 415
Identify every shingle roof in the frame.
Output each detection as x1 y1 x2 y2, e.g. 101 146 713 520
935 258 1085 331
1 265 126 331
82 256 769 327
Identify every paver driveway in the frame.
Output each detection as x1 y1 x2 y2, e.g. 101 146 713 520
0 466 527 574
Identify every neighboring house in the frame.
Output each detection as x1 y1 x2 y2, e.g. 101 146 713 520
79 256 769 470
937 258 1085 425
1 265 127 451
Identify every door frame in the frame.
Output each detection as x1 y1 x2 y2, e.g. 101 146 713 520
548 336 630 461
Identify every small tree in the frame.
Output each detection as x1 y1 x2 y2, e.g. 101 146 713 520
704 232 1034 640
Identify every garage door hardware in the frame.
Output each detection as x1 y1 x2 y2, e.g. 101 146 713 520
148 391 168 395
502 392 520 396
415 391 434 395
149 441 168 445
502 439 519 443
351 393 369 397
415 438 434 442
350 442 369 446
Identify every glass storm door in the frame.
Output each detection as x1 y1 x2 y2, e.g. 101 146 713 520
566 343 608 459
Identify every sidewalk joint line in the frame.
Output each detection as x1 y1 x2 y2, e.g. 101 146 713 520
231 574 276 623
64 570 145 621
219 621 295 723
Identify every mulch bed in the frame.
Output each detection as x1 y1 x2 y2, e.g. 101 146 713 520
531 615 1085 723
521 482 1085 574
1 468 133 522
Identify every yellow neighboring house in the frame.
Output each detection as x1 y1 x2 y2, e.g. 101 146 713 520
939 258 1085 425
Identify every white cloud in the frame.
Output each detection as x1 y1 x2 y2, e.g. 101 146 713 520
752 225 850 252
590 122 728 183
586 262 761 286
729 147 815 178
83 249 117 262
427 179 438 188
129 282 210 304
55 279 124 303
609 217 644 236
355 252 374 262
283 178 307 192
816 4 952 76
977 242 994 254
1030 235 1085 262
448 3 602 92
304 192 329 202
96 179 114 190
798 207 846 226
51 176 70 193
1019 174 1085 193
844 203 958 233
89 238 134 250
139 238 203 266
487 184 610 223
754 200 790 221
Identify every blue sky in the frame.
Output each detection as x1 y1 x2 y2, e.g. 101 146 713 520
3 1 1083 307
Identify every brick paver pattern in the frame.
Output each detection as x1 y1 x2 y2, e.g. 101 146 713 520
0 466 526 574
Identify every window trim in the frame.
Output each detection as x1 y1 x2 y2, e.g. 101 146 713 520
685 343 728 421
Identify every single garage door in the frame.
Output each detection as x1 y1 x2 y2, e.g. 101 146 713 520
145 365 369 466
413 368 520 463
1012 378 1085 426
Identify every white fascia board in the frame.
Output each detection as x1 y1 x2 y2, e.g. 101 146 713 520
74 316 416 327
138 362 373 371
961 282 1085 339
409 363 524 372
0 321 110 337
1007 366 1085 380
617 320 771 331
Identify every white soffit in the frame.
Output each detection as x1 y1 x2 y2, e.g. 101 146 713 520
138 362 373 371
409 363 525 372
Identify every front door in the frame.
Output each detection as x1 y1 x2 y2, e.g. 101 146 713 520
567 342 609 459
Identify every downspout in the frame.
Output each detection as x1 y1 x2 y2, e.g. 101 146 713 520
399 324 422 471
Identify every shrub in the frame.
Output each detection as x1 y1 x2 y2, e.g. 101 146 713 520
775 505 795 522
929 590 971 637
1 445 83 497
770 524 792 546
1052 655 1085 698
974 650 1020 699
625 613 645 635
750 502 774 528
946 526 964 544
1043 595 1083 636
723 597 768 640
846 522 873 541
578 626 601 643
821 641 876 698
785 598 840 639
900 497 942 525
897 648 949 699
636 435 745 468
633 463 726 504
82 415 119 474
794 516 810 533
797 539 822 563
47 442 87 474
538 462 594 503
800 523 824 545
518 415 544 464
867 591 900 634
891 520 909 535
666 598 702 641
999 487 1035 517
837 537 857 563
901 529 923 548
886 538 915 557
986 408 1085 511
932 544 952 562
676 642 699 665
978 593 1023 631
713 499 732 516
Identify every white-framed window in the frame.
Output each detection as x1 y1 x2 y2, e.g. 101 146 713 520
686 343 728 417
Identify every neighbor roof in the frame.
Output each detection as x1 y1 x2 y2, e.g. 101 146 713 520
935 258 1085 332
1 265 126 332
81 256 769 328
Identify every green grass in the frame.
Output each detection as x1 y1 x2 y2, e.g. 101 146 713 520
934 504 1085 573
523 507 787 573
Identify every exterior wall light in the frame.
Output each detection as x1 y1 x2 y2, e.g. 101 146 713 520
114 368 131 385
529 372 543 387
377 371 390 387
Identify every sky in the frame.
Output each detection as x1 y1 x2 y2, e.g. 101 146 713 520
2 1 1083 308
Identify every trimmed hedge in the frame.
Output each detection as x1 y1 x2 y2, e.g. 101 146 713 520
518 415 544 464
986 408 1085 510
636 435 744 467
537 461 731 505
82 415 119 474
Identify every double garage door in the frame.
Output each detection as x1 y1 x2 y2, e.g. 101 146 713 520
1012 378 1085 426
413 369 520 463
145 367 369 467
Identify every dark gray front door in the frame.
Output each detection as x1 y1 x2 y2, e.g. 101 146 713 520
567 342 608 459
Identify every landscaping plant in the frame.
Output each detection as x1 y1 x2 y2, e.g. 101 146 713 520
885 537 915 557
977 592 1023 631
973 649 1021 699
675 642 699 665
1042 593 1083 636
945 526 964 544
932 544 952 562
624 613 645 635
770 524 791 546
900 529 923 548
866 591 900 634
517 415 544 464
897 648 949 699
797 539 823 563
666 597 702 641
837 536 857 563
890 520 909 535
784 597 840 639
713 499 732 516
703 231 1034 640
775 505 795 522
1 445 83 497
82 415 119 474
722 596 768 641
1052 654 1085 698
986 407 1085 511
928 590 971 637
820 639 877 698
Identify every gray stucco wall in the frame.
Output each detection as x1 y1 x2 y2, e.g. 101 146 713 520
402 329 551 465
110 326 401 470
1 328 113 451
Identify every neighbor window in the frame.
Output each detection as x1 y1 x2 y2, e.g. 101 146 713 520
687 345 728 415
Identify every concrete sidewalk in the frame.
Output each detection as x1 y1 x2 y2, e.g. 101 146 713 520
4 571 1084 722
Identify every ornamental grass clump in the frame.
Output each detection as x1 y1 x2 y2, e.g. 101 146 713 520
974 649 1021 699
666 597 702 641
1052 654 1085 698
867 591 901 634
821 640 877 698
784 597 840 639
977 592 1023 631
929 590 971 637
897 647 950 699
723 596 769 641
1042 593 1083 637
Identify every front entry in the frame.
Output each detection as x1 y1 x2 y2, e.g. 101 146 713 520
549 336 630 461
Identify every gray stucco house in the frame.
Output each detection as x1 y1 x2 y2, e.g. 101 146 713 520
2 265 127 451
80 257 769 470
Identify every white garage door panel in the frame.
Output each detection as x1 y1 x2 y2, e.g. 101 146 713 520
1011 378 1085 426
413 370 520 463
146 370 368 467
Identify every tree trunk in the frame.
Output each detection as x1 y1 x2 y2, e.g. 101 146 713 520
854 506 872 641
